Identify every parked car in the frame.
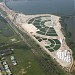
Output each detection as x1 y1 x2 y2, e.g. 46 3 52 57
2 61 12 75
11 56 17 66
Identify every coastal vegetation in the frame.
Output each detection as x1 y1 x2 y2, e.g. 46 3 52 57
59 16 75 75
0 15 20 47
59 16 75 59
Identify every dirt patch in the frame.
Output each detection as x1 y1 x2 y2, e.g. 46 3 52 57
71 60 75 72
19 68 27 75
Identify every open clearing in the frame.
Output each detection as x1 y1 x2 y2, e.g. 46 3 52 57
5 42 46 75
0 15 20 47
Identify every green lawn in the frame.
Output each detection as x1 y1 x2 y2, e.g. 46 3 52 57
40 27 48 32
46 33 58 36
45 46 50 48
0 15 21 46
33 22 40 26
28 18 35 24
48 48 54 52
35 26 41 29
48 39 55 44
37 31 45 35
0 9 7 16
5 42 47 75
53 45 61 50
53 39 61 44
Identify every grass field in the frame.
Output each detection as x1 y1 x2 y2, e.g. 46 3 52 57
0 15 47 75
0 15 21 46
4 42 46 75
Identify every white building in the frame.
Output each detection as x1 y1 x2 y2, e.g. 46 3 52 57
56 50 71 64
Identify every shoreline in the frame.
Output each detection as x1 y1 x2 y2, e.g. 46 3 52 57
59 16 75 58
